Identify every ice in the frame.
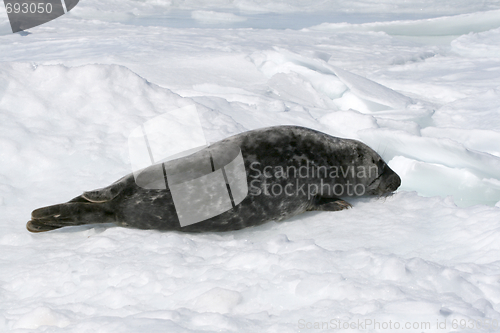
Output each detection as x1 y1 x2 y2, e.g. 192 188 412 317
451 27 500 58
191 11 247 24
390 156 500 207
320 110 378 138
309 9 500 36
422 127 500 157
330 66 413 109
1 1 500 332
432 89 500 131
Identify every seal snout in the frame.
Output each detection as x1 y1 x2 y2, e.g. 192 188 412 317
383 171 401 193
387 172 401 190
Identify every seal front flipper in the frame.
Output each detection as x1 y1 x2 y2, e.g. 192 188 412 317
308 197 353 212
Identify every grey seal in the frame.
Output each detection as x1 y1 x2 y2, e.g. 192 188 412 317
27 125 400 233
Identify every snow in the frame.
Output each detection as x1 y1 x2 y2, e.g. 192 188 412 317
1 1 500 332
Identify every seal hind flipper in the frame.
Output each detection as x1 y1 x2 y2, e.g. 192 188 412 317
27 202 116 233
308 197 352 212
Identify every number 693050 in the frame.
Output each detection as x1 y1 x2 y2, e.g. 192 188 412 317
5 2 53 14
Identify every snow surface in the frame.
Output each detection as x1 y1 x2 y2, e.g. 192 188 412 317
1 1 500 332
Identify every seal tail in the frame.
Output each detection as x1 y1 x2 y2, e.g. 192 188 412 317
27 199 116 233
